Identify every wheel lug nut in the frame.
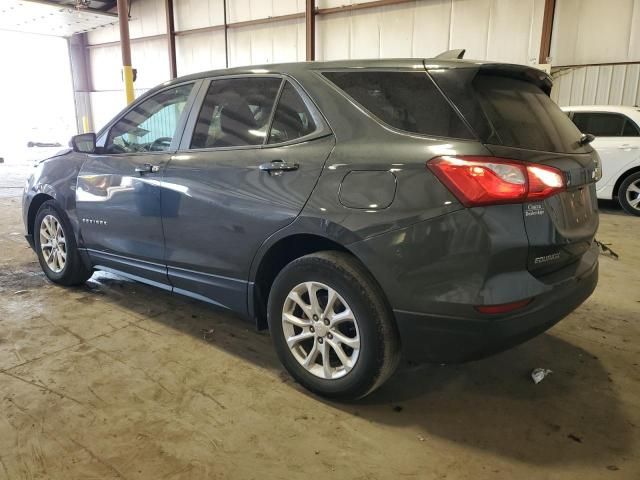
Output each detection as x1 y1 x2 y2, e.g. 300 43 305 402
327 333 333 339
318 337 323 344
309 327 315 333
324 319 330 325
312 315 318 321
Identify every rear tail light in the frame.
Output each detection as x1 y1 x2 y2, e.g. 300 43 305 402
427 156 565 207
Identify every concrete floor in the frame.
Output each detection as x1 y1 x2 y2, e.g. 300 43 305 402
1 159 639 478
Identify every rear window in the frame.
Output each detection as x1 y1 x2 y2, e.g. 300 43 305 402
430 70 586 153
322 71 474 139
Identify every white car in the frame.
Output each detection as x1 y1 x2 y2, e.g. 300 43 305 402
562 105 640 216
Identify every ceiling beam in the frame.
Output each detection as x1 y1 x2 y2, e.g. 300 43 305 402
19 0 117 17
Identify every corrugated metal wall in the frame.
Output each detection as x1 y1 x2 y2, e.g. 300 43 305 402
550 0 640 66
86 0 168 128
84 0 640 128
86 0 546 129
551 64 640 107
316 0 543 63
549 0 640 107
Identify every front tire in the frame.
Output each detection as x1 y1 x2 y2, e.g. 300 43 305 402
34 200 92 286
618 172 640 216
268 251 400 400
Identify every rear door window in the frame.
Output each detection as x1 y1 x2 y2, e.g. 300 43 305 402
322 71 473 139
190 77 282 149
572 112 640 137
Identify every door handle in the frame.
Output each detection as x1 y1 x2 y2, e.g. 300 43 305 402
259 160 299 173
619 144 639 150
135 163 160 174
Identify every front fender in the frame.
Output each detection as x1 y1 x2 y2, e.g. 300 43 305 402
23 152 87 246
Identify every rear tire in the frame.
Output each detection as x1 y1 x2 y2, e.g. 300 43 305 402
268 251 400 400
34 200 92 286
618 172 640 216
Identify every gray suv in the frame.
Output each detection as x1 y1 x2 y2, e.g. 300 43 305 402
23 58 600 399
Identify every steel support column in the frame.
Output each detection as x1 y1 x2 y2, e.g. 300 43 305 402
117 0 135 104
223 0 229 68
68 33 94 134
165 0 177 79
538 0 556 64
306 0 315 61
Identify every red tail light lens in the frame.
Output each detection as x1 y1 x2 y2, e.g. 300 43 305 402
427 156 565 207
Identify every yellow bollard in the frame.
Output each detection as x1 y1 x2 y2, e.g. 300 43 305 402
123 65 135 105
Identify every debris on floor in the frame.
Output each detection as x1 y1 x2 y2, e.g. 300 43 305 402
567 433 582 443
594 239 619 259
531 368 553 384
201 328 215 342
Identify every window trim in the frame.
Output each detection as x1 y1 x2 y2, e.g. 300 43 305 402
570 111 640 138
178 73 332 153
623 117 640 136
316 68 478 142
264 80 324 147
95 79 202 157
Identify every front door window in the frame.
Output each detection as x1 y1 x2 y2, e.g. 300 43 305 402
105 83 194 154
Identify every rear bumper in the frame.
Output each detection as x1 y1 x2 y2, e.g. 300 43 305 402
347 206 599 364
394 252 598 363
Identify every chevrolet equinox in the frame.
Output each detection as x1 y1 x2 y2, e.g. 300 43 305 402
23 57 600 399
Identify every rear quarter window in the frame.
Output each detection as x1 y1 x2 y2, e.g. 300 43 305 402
322 71 474 140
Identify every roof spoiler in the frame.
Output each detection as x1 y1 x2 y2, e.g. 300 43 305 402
435 49 466 60
478 63 553 95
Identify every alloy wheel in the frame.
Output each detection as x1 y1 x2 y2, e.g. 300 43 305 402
39 214 67 273
625 179 640 211
282 281 361 380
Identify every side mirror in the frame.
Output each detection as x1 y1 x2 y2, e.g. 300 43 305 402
70 133 96 153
